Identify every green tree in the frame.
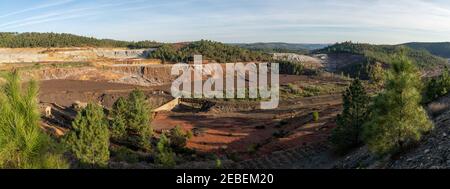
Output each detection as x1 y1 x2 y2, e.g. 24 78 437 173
368 62 385 87
126 90 153 151
65 104 110 168
0 71 68 169
363 55 433 156
330 79 370 153
110 97 127 141
155 134 176 168
168 126 192 150
424 67 450 102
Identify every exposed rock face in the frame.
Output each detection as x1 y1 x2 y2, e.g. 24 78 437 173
21 64 175 87
105 64 174 86
0 48 156 63
273 53 323 69
315 53 366 72
273 53 321 63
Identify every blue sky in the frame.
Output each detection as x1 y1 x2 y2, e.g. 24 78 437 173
1 0 450 44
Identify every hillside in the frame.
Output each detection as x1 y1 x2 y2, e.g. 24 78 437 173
0 32 161 49
313 42 448 79
315 42 447 69
404 42 450 58
232 42 329 54
150 40 272 63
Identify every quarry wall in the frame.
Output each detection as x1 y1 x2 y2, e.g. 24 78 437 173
0 48 156 63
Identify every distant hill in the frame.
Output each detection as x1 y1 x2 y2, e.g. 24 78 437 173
313 42 448 78
315 42 447 69
0 32 161 49
150 40 272 63
231 43 329 54
403 42 450 58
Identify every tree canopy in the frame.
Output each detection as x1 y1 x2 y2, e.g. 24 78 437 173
149 40 272 63
315 41 447 69
0 32 160 49
363 55 433 155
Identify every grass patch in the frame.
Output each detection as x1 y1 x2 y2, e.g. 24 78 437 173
282 82 348 98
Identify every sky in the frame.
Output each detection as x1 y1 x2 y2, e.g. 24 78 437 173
1 0 450 44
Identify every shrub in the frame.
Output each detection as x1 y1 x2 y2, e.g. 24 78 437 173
155 134 176 168
285 83 301 94
126 90 153 151
110 146 141 164
424 68 450 102
216 158 222 169
312 111 320 121
330 79 370 153
363 55 433 156
65 104 110 168
301 85 321 97
169 126 192 150
0 71 68 169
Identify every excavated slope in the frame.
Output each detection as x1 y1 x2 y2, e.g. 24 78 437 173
0 48 155 63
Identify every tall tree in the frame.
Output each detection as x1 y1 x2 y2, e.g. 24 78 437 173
126 90 153 151
110 97 127 141
330 79 370 153
363 55 433 155
65 104 110 168
0 71 68 168
155 134 176 168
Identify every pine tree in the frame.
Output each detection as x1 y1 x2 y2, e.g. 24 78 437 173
0 71 68 169
155 134 176 168
330 79 370 153
363 55 433 156
65 104 110 168
126 90 153 151
110 97 127 141
424 67 450 102
369 62 385 87
168 126 192 150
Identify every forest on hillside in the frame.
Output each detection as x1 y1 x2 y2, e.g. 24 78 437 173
149 40 272 63
232 43 329 54
404 42 450 58
315 41 448 69
0 32 161 49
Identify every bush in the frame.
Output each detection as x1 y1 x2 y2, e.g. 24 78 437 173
330 79 370 153
126 90 153 151
424 68 450 102
110 97 127 141
0 71 68 169
363 55 433 156
155 134 176 168
168 126 192 150
65 104 110 168
312 112 320 122
110 146 141 164
216 158 223 169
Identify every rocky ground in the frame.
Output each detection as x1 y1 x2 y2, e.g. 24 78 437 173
334 103 450 169
388 110 450 169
